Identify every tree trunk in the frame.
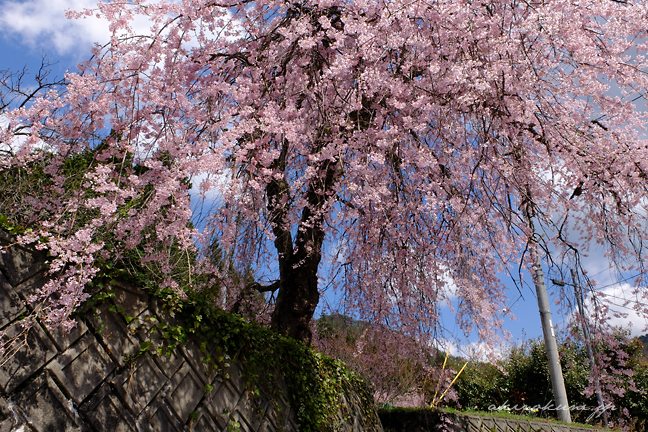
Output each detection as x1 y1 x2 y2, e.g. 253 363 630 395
267 150 336 343
271 256 321 344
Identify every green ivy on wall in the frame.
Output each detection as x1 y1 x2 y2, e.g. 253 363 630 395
152 284 379 432
79 279 380 432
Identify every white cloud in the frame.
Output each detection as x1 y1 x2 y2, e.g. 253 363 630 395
582 283 648 337
0 0 155 56
439 266 459 301
462 342 503 362
0 114 49 155
437 339 503 363
0 0 110 55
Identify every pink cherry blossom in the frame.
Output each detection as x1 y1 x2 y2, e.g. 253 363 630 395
3 1 648 416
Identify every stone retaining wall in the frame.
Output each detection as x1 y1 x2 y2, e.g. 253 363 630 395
0 230 382 432
379 409 607 432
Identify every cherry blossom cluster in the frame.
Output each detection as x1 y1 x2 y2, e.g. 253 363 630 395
2 0 648 415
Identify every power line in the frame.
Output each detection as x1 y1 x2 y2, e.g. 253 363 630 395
591 273 642 291
592 298 648 313
571 269 608 423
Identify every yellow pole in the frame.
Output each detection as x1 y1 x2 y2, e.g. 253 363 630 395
431 347 450 407
437 361 468 406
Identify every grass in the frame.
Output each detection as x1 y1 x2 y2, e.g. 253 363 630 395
378 406 610 430
441 407 609 429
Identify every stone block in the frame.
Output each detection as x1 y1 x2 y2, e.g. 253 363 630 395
181 339 218 384
259 381 294 432
464 417 482 432
110 280 149 318
113 354 167 415
270 392 291 425
0 321 57 394
492 418 509 432
256 418 276 432
239 409 260 432
151 347 184 380
189 409 220 432
0 273 25 329
150 300 182 329
479 417 495 432
286 416 299 432
0 234 47 287
248 399 274 432
236 391 264 432
213 405 252 432
0 397 17 432
131 310 155 337
11 373 82 432
219 361 245 395
89 304 140 367
268 410 285 432
47 333 116 404
204 380 241 426
166 362 205 423
46 319 87 352
505 419 526 432
348 413 362 432
143 398 183 432
235 408 255 432
275 406 298 432
133 311 184 378
12 274 47 303
261 402 279 431
80 384 139 432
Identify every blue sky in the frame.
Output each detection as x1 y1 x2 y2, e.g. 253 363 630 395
2 0 646 360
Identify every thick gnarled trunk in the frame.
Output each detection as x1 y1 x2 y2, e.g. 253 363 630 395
271 256 321 343
267 149 336 343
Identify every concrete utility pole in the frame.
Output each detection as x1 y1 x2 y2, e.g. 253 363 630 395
530 245 572 423
571 269 608 425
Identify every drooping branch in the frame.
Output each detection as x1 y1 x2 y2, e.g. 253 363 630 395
266 138 293 276
293 157 339 265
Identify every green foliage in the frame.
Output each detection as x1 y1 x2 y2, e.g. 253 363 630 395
0 147 102 229
3 143 379 432
499 340 592 419
441 407 602 428
75 273 378 431
450 360 504 412
316 314 367 342
72 290 116 319
1 143 199 298
0 214 29 236
626 358 648 432
444 337 648 430
144 285 379 432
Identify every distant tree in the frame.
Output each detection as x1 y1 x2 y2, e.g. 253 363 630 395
3 0 648 347
447 359 504 412
447 335 648 429
315 314 433 404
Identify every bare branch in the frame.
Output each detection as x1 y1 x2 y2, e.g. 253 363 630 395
0 55 67 113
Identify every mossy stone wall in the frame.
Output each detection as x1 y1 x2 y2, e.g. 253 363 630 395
0 230 383 432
